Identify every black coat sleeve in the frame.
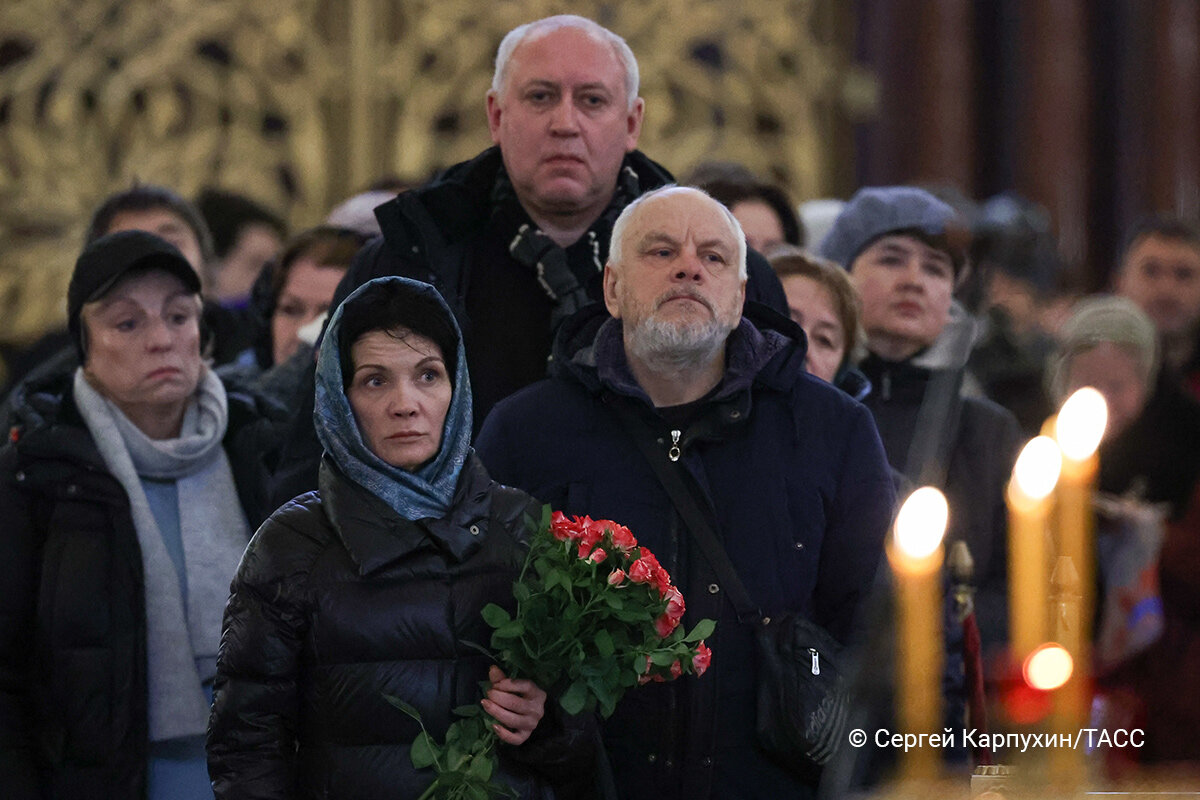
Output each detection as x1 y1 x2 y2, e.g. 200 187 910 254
207 511 318 800
0 445 46 799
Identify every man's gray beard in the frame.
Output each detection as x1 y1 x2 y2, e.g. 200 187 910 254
625 315 733 374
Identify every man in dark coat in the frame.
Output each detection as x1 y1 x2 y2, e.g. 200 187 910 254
259 14 787 521
476 186 895 799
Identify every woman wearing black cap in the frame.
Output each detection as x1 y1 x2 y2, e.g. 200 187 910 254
0 230 267 800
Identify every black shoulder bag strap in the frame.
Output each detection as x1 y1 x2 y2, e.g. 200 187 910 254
605 396 762 625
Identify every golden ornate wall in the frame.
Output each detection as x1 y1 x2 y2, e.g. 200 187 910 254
0 0 870 351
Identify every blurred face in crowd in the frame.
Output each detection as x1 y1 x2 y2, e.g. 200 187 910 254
1117 234 1200 339
487 25 643 228
214 223 284 304
81 269 204 439
347 329 453 471
271 259 346 365
605 189 745 367
105 208 205 272
1064 341 1148 441
732 199 786 255
850 234 954 361
781 274 845 383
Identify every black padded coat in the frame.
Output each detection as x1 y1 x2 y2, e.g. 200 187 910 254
206 454 593 799
0 368 265 800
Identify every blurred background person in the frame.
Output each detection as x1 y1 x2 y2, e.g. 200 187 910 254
0 230 265 799
1047 294 1200 525
966 193 1066 435
194 187 287 310
1046 294 1200 770
1114 215 1200 403
687 161 804 254
768 245 870 399
219 226 367 394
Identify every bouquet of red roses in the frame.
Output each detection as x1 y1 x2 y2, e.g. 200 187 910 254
388 507 714 799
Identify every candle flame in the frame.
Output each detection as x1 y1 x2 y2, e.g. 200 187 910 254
1013 436 1063 500
1023 643 1074 690
1055 388 1107 461
894 487 949 560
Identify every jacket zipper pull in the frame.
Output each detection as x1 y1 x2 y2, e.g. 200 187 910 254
668 430 682 462
809 648 820 676
881 371 891 401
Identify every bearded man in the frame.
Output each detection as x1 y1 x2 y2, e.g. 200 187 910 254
476 186 895 800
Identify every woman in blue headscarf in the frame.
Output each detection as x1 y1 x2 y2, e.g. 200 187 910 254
206 276 592 799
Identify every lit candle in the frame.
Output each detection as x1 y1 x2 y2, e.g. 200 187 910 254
1052 388 1106 672
888 486 949 781
1050 388 1106 790
1008 436 1062 660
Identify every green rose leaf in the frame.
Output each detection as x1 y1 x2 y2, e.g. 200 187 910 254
480 604 511 628
560 679 590 715
684 618 716 642
494 619 523 638
410 731 438 769
383 694 421 721
594 629 615 657
650 651 676 667
468 753 495 782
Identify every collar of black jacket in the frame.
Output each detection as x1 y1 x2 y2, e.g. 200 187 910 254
549 302 805 416
374 146 674 251
318 452 492 574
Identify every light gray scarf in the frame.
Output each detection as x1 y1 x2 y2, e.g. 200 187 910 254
73 368 251 741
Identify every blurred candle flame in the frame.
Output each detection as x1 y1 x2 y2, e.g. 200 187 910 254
1055 388 1107 461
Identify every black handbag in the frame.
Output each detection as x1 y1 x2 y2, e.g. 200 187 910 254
607 396 851 769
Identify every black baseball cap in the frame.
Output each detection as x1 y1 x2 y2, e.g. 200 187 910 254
68 230 202 359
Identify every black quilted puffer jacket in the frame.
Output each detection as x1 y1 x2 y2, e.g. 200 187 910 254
206 454 594 799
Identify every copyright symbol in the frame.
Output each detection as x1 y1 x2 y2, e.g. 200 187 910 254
848 729 867 748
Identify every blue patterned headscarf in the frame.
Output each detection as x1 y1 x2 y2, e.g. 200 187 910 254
314 276 472 521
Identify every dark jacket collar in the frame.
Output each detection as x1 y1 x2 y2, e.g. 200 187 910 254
318 452 495 575
550 302 806 408
374 146 674 250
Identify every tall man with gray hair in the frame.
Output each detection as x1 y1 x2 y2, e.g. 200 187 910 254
477 186 894 799
332 14 786 431
259 14 787 522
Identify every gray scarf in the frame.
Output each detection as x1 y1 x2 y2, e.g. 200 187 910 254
73 368 251 741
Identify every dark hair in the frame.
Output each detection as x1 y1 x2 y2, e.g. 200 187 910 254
337 281 459 391
194 187 287 258
86 183 216 265
768 246 864 370
1121 214 1200 262
691 174 803 248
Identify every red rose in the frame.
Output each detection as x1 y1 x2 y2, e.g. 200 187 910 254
637 655 655 685
588 548 608 564
670 659 682 679
607 523 638 553
549 511 571 540
576 520 604 556
550 512 587 541
663 586 685 621
629 558 655 584
652 568 672 598
637 547 661 571
607 569 626 586
655 613 679 638
693 642 712 677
